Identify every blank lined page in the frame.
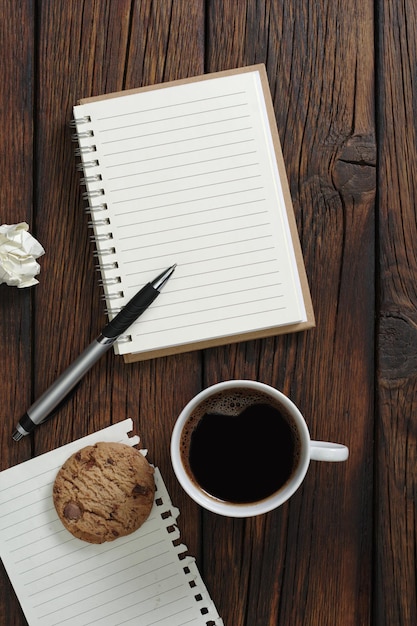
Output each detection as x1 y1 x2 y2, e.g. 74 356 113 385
74 68 309 358
0 420 223 626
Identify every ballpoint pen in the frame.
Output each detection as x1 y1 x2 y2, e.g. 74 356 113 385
12 264 176 440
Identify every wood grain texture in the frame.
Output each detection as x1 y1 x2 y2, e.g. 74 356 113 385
2 0 416 625
204 1 375 625
376 0 417 623
0 2 34 624
33 0 134 456
33 0 205 546
0 0 34 466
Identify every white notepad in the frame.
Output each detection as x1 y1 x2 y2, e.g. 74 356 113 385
73 65 314 362
0 420 223 626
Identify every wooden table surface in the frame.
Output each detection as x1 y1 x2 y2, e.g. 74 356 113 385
1 1 416 625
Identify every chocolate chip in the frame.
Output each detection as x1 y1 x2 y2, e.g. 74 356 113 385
132 484 149 496
106 457 115 465
109 507 118 519
64 502 82 520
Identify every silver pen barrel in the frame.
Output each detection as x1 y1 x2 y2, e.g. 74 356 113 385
12 265 176 440
12 337 112 440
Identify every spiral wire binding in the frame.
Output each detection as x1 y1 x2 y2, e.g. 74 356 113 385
83 188 105 199
72 130 94 141
95 261 119 271
88 217 110 227
73 115 132 344
74 145 97 156
93 247 116 257
80 174 103 185
91 232 113 242
76 159 99 170
85 203 108 212
98 276 121 286
101 291 124 300
70 115 91 127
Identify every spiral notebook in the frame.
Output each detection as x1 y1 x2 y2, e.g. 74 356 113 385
73 65 314 362
0 420 223 626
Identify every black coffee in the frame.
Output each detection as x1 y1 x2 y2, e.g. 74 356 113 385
181 390 300 504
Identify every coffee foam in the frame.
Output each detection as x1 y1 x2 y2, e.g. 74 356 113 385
180 387 302 502
180 390 268 456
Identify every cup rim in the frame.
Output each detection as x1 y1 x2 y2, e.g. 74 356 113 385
170 380 311 517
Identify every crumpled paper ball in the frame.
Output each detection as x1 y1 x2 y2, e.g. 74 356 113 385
0 222 45 288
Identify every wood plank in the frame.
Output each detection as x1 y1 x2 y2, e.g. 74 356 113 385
33 0 134 455
1 2 397 625
376 1 417 623
33 0 205 558
205 1 375 624
0 0 34 465
0 2 34 623
125 0 205 86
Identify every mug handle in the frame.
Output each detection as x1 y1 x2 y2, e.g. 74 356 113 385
310 441 349 462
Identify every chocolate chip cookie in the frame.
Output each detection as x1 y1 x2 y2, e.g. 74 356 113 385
53 442 155 544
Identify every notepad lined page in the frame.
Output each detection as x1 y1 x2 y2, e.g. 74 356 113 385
74 68 307 357
0 420 223 626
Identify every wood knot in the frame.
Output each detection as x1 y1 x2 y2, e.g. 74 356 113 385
332 135 376 202
379 312 417 380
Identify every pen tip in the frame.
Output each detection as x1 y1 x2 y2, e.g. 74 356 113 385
152 264 177 291
164 263 177 278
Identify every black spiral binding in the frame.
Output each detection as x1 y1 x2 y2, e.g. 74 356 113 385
72 116 132 344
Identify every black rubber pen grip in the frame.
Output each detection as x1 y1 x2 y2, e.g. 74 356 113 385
101 283 158 339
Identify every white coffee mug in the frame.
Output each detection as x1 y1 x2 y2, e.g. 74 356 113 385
171 380 349 517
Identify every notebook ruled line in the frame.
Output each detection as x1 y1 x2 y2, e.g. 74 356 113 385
107 151 258 182
124 261 277 290
100 103 249 133
124 247 276 274
101 115 251 145
118 213 268 240
19 534 167 577
120 297 285 331
37 567 182 610
111 175 262 205
125 259 277 286
15 528 162 575
131 284 284 315
96 90 247 121
145 275 281 299
102 127 254 158
130 306 287 339
104 139 256 170
88 595 190 626
30 559 176 602
40 585 187 623
114 595 192 626
110 163 260 193
123 234 272 260
114 189 265 218
122 224 270 253
117 200 266 229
